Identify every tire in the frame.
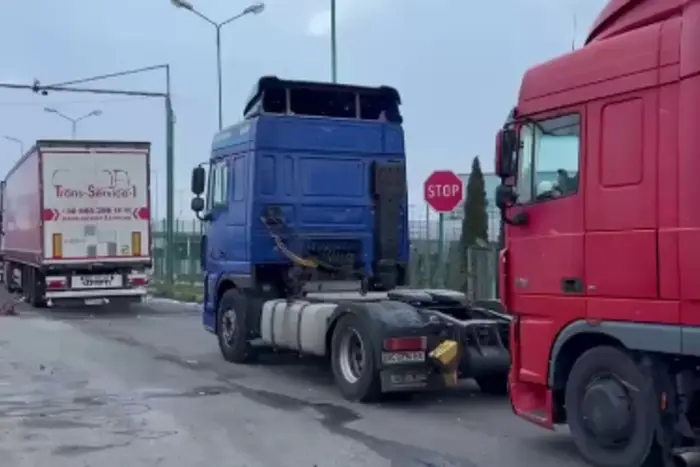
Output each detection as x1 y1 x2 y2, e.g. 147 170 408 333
330 313 381 402
566 346 660 467
217 288 257 364
476 374 508 395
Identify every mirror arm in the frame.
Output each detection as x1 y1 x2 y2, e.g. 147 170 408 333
500 208 528 227
196 211 212 222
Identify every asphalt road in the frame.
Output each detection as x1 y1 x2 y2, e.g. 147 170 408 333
0 295 588 467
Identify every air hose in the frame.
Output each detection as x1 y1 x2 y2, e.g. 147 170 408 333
260 216 340 271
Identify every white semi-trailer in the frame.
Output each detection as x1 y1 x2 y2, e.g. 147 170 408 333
2 140 152 307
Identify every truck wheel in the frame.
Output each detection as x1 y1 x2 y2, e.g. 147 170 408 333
475 374 508 395
217 289 257 364
566 346 659 467
330 313 381 402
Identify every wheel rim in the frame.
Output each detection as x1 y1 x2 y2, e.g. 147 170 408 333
338 328 366 384
221 307 237 347
580 373 635 449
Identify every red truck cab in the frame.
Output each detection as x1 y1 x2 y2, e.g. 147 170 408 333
496 1 700 466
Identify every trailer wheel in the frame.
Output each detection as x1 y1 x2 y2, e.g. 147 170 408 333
331 313 381 402
475 374 508 395
217 289 257 364
566 346 660 467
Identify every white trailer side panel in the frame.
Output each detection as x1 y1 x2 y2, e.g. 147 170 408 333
2 149 42 263
41 147 150 265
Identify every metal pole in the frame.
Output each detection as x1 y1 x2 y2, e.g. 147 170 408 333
330 0 337 82
165 65 176 290
153 171 160 223
425 204 431 287
3 136 24 155
71 121 77 139
436 213 445 288
216 26 224 130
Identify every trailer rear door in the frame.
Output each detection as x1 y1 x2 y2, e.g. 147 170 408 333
41 145 150 264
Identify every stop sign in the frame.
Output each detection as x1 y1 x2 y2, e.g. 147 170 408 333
424 170 463 213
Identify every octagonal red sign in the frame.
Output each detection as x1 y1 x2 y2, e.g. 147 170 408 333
423 170 463 213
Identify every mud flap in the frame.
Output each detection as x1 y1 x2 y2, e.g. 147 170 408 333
640 354 680 467
371 161 406 290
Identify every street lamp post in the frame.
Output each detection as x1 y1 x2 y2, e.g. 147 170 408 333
171 0 265 131
44 107 102 139
151 169 160 224
3 136 24 155
331 0 337 82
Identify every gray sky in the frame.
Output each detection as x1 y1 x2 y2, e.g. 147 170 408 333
0 0 607 219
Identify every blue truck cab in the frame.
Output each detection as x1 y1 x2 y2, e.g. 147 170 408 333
189 77 511 402
191 77 409 331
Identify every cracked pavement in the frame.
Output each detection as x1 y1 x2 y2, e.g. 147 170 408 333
0 295 587 467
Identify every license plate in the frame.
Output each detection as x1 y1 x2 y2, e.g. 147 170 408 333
381 351 426 365
71 274 122 289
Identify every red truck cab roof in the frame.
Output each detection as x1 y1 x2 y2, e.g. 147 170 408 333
588 0 685 43
517 0 686 115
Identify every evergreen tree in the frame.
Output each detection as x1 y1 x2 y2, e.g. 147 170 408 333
461 156 489 249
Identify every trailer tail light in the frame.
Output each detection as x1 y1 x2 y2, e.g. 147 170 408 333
131 232 142 256
128 273 148 287
383 336 427 352
45 276 67 290
52 234 63 258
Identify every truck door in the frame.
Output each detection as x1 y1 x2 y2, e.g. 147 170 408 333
508 110 585 386
583 94 666 321
203 157 230 329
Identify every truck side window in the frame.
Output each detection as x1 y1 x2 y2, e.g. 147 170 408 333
208 160 229 208
206 164 217 210
517 125 534 202
517 113 580 203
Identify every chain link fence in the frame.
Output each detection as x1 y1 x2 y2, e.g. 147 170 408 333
151 205 500 302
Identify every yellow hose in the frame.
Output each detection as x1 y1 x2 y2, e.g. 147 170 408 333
260 216 320 269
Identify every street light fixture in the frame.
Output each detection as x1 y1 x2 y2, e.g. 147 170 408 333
3 136 24 155
171 0 265 130
44 107 102 139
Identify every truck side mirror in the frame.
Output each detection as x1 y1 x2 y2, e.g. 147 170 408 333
495 184 517 210
495 129 517 178
191 197 204 213
191 166 206 196
495 184 528 226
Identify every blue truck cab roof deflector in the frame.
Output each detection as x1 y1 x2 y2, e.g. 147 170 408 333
242 75 402 123
207 76 409 292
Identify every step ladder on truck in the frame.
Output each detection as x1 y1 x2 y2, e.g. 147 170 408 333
187 76 511 401
497 1 700 466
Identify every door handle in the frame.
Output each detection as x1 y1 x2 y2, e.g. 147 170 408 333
561 278 583 294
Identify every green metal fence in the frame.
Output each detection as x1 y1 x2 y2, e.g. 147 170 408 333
150 209 499 302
